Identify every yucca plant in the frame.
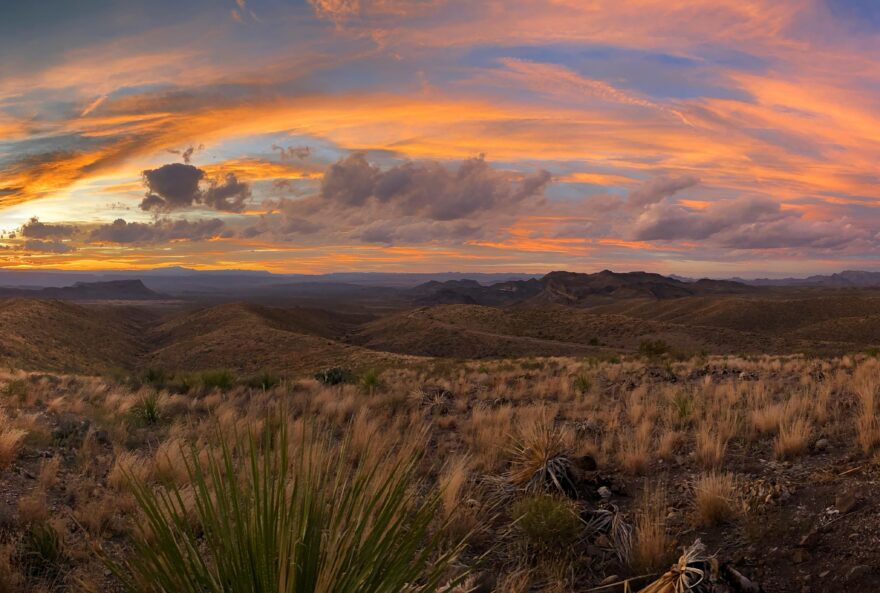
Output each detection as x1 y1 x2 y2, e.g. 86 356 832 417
105 419 468 593
506 414 574 496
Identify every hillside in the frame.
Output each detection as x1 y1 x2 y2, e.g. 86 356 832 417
146 302 395 374
348 304 787 358
0 299 151 372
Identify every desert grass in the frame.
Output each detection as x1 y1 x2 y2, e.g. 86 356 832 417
774 416 812 459
631 479 670 573
693 472 737 526
0 411 27 470
4 354 880 591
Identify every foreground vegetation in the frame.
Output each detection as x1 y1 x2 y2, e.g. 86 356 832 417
2 353 880 591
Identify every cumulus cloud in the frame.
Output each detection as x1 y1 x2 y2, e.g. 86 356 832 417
23 239 75 253
20 217 76 239
140 164 251 213
244 153 551 244
632 195 864 250
319 153 551 221
89 218 227 244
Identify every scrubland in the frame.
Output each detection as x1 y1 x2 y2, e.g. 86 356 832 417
1 354 880 592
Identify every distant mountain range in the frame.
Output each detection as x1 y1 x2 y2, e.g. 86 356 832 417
732 270 880 287
2 267 880 304
410 270 753 307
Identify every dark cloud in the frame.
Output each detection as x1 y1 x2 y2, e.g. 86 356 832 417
320 153 551 220
167 144 205 164
140 163 250 213
89 218 226 244
23 239 75 253
202 173 252 212
20 217 76 239
141 163 205 211
272 144 311 160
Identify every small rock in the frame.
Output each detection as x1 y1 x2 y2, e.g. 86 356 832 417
846 565 870 582
814 438 829 452
598 486 612 499
835 491 859 515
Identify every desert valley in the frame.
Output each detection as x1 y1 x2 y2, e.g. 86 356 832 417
1 270 880 591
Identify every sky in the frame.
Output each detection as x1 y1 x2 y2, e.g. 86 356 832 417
1 0 880 276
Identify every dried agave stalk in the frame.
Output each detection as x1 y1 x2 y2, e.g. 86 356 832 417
637 539 717 593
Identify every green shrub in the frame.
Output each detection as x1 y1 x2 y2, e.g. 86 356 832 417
245 371 281 391
360 368 383 394
571 373 591 394
314 367 355 385
639 339 670 360
511 494 582 554
198 369 235 391
142 368 167 389
129 392 162 426
4 379 27 402
671 392 693 427
104 420 468 593
19 520 65 580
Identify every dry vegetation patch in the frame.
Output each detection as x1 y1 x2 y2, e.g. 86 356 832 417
1 354 880 591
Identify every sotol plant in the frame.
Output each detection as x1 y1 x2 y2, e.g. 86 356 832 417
105 419 468 593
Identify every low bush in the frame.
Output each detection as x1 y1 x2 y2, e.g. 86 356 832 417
315 367 355 385
511 494 582 554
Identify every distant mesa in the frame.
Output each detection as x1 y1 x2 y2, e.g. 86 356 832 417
0 279 163 300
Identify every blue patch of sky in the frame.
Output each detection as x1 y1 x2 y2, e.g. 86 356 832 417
464 43 762 101
825 0 880 28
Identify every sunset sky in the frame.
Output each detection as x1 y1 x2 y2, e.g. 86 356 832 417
2 0 879 276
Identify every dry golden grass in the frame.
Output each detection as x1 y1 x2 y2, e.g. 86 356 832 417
695 428 726 470
693 472 737 526
3 354 880 592
439 455 470 521
0 412 26 470
855 373 880 453
618 419 653 474
774 416 812 459
631 480 670 573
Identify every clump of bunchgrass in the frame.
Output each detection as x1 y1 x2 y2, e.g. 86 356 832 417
693 472 737 527
774 416 811 460
506 413 573 495
0 412 27 470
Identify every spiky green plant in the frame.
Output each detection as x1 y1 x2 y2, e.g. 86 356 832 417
104 419 468 593
360 368 383 395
